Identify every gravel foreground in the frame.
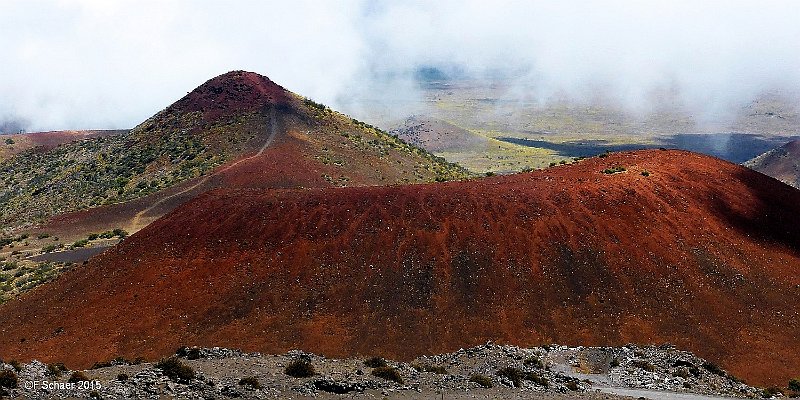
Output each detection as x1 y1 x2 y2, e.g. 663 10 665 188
0 343 768 399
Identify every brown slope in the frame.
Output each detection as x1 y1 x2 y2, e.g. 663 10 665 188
389 115 488 152
1 150 799 386
744 139 800 189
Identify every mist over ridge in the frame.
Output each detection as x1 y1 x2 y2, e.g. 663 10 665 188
2 1 799 131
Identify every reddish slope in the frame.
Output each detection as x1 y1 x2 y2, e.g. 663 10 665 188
1 150 799 386
744 139 800 189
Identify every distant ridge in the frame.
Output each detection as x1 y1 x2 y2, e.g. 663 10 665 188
744 139 800 189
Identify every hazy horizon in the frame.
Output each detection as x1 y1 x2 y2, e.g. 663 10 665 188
2 0 800 132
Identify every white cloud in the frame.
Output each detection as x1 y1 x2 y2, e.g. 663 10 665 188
1 0 799 130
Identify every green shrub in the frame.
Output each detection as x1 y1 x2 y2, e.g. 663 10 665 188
788 378 800 392
68 371 90 383
0 370 18 388
238 376 262 389
72 239 89 248
371 366 403 384
4 138 14 145
284 359 315 378
609 358 620 368
641 170 650 177
364 357 387 368
469 374 493 388
88 233 99 240
602 165 626 174
156 357 195 383
549 162 557 167
117 373 128 381
485 171 495 177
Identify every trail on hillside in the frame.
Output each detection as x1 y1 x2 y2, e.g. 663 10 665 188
128 107 278 232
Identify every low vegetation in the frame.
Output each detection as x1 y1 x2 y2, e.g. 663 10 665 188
363 356 387 368
0 369 18 389
155 357 195 383
284 359 315 378
411 363 448 374
371 366 403 384
602 165 627 174
67 371 90 383
469 374 493 388
238 376 262 389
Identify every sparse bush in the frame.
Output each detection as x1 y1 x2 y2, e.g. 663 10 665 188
524 371 549 387
789 378 800 392
701 361 725 377
632 360 656 372
549 162 557 167
117 373 128 381
71 239 89 248
176 346 201 360
497 366 524 387
91 361 112 369
566 380 580 391
641 170 650 177
371 366 403 384
156 357 195 383
602 165 626 174
485 171 495 177
762 386 783 397
412 363 447 374
0 370 18 388
524 356 544 369
239 376 262 389
609 358 620 368
37 233 50 239
284 359 315 378
88 233 99 241
9 360 21 372
68 371 90 383
89 390 101 399
364 357 387 368
4 138 14 145
470 374 493 388
47 363 67 377
559 160 567 165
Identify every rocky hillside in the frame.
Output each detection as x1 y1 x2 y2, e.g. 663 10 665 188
0 344 773 399
744 139 800 189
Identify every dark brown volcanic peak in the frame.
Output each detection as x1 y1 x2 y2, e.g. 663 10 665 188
166 70 293 120
1 150 799 386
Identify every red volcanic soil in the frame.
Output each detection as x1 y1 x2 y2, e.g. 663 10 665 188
2 150 799 387
165 70 292 121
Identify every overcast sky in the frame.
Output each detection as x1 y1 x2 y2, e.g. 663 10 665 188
2 0 800 131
